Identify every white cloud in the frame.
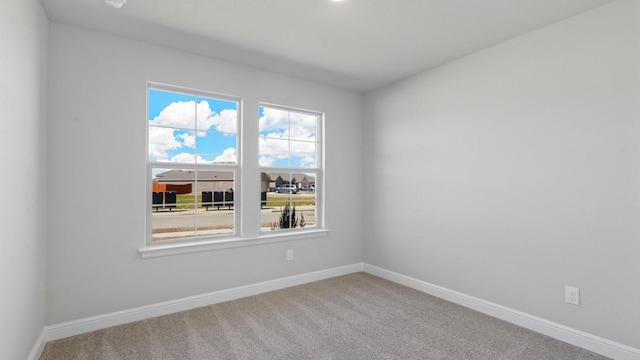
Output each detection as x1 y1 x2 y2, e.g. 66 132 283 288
209 109 238 134
213 148 237 163
289 113 316 140
179 133 196 148
299 155 317 168
259 107 316 141
259 156 275 167
167 152 212 164
151 100 200 129
259 107 289 132
148 126 181 161
151 100 237 133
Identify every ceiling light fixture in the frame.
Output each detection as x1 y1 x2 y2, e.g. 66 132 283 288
105 0 126 8
329 0 345 2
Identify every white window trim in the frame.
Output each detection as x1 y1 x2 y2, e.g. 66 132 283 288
258 103 324 234
139 229 329 258
140 84 328 258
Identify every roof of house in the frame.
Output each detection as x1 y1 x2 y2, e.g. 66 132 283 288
154 170 234 182
267 173 315 183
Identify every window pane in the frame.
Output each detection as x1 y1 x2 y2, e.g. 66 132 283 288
262 173 292 230
151 168 235 241
289 112 317 142
151 168 197 241
199 131 237 164
195 170 235 238
152 214 197 241
148 126 197 163
148 90 238 166
149 91 197 130
194 170 235 194
197 96 238 135
261 172 316 231
259 137 291 167
295 171 316 229
290 140 316 168
259 107 289 138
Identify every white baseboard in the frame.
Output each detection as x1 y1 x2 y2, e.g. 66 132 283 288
46 263 364 341
36 262 640 360
27 328 47 360
363 264 640 360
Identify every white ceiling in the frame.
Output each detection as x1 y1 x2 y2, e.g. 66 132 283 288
40 0 614 92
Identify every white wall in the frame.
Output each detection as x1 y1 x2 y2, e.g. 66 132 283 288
46 23 364 324
364 0 640 349
0 0 48 358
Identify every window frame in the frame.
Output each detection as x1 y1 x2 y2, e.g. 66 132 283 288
258 103 324 234
145 82 242 246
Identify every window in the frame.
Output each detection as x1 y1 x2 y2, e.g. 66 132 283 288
259 105 322 232
144 83 326 254
147 84 239 243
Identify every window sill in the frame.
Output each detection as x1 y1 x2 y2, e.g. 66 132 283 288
138 229 330 259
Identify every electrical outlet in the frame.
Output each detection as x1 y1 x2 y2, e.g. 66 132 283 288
286 249 294 261
565 286 580 306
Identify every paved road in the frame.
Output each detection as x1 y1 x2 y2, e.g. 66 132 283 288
152 205 316 240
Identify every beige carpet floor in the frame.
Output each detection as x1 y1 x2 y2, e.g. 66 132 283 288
40 272 609 359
